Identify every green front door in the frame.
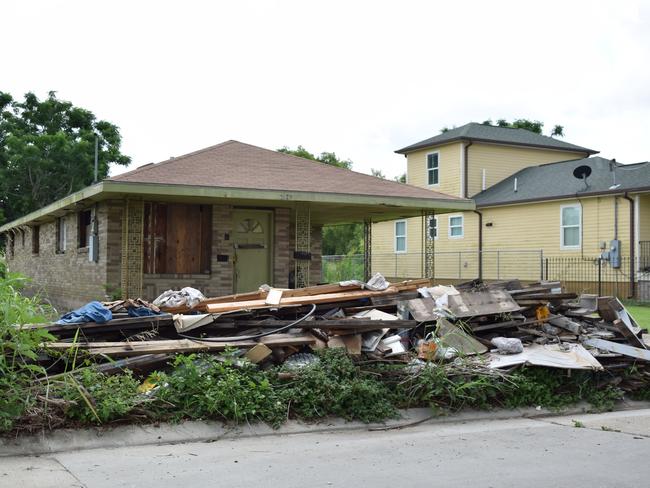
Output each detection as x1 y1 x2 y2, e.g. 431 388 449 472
233 210 272 293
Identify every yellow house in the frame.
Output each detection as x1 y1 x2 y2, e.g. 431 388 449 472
372 123 650 297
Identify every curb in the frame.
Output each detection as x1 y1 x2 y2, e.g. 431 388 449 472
3 400 650 457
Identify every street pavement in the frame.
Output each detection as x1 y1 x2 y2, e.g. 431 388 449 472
2 409 650 487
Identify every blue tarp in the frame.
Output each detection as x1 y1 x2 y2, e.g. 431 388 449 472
127 306 161 317
56 301 112 325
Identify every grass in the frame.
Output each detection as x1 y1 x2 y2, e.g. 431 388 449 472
621 301 650 331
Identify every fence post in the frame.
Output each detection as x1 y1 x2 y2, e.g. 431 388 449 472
539 250 544 281
598 257 602 297
544 258 548 281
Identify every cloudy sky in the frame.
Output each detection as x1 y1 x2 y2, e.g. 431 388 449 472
3 0 650 179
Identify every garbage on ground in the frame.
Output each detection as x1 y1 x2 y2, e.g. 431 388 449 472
27 275 650 390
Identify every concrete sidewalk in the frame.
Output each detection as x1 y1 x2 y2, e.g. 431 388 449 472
2 400 650 457
2 408 650 488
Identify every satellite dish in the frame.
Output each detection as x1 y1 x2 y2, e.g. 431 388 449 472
573 165 592 191
572 165 592 180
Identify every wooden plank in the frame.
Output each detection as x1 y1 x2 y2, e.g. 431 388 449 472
583 338 650 362
401 298 437 322
200 204 212 274
205 286 403 313
44 334 316 357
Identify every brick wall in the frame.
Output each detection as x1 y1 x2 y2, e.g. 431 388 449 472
5 202 117 313
5 201 324 311
273 207 292 288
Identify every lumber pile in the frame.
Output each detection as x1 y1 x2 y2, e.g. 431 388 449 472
30 276 650 386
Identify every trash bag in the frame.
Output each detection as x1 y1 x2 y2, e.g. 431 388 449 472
491 337 524 355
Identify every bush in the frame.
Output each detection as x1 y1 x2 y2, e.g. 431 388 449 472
151 354 287 426
278 349 397 423
0 271 55 432
55 369 141 423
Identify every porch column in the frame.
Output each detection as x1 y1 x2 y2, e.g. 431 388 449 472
120 199 144 298
363 218 372 282
294 203 311 288
423 210 435 279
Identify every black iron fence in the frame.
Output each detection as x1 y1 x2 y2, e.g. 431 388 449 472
543 256 632 298
640 241 650 272
322 253 641 300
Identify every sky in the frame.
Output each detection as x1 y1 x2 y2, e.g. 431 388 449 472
3 0 650 179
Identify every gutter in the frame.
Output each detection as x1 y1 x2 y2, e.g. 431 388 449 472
396 137 597 156
474 209 483 280
623 192 636 298
463 141 473 198
476 187 650 209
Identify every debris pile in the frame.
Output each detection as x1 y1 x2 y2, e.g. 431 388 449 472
31 275 650 383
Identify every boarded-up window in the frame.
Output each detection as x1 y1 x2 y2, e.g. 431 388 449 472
143 203 212 274
32 225 40 254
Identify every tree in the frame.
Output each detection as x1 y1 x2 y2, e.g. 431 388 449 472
277 145 352 169
481 118 564 137
372 167 405 183
0 91 130 225
278 145 361 256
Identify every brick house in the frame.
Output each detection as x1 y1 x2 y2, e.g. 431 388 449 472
1 140 473 311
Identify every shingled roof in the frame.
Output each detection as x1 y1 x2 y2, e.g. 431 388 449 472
474 157 650 207
111 140 460 201
395 123 598 155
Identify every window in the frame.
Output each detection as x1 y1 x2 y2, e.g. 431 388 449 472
394 220 407 253
561 204 581 248
32 225 40 255
78 209 92 248
143 202 212 274
56 217 67 253
427 216 438 240
448 215 464 238
427 152 439 185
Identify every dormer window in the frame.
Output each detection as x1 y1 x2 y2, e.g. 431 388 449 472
427 152 439 185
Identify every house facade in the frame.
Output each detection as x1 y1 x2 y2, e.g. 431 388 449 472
372 123 650 296
2 140 473 312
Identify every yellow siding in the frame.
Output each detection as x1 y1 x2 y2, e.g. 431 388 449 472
406 142 463 197
638 194 650 242
467 144 586 197
372 195 634 281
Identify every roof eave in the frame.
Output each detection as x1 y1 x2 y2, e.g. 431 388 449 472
0 181 475 232
396 137 598 155
0 183 105 233
476 187 650 208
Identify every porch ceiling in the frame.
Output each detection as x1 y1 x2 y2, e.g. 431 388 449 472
0 180 475 231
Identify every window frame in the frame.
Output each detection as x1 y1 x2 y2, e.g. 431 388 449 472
56 217 67 253
427 215 438 240
560 203 581 249
448 214 464 239
78 209 92 248
32 225 40 255
394 219 407 253
426 151 440 186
